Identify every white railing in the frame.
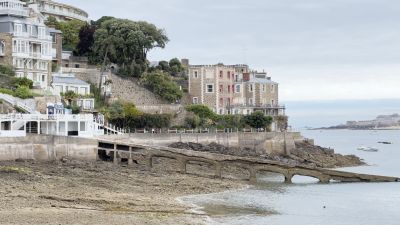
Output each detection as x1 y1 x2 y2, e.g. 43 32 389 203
0 113 96 122
0 93 36 114
40 7 88 22
0 8 28 17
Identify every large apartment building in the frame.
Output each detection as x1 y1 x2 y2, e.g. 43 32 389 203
188 63 285 116
0 0 53 89
26 0 89 22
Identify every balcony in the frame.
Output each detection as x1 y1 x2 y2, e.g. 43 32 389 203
0 0 29 17
39 6 88 22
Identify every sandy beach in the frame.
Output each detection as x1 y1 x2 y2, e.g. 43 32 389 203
0 159 245 225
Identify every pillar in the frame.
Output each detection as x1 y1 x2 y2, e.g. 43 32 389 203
37 121 40 134
77 120 80 137
178 158 187 174
146 155 153 170
128 146 133 165
65 121 68 136
249 168 257 183
284 173 293 184
214 162 222 179
113 144 118 164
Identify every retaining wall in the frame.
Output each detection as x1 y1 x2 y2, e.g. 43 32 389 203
101 132 303 156
0 135 97 161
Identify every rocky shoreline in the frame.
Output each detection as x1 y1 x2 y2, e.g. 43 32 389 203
169 141 365 168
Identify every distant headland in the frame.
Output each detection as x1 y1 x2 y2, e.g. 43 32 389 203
314 114 400 130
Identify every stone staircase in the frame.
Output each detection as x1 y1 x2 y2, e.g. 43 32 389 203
0 93 38 114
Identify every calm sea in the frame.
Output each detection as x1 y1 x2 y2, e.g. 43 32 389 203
183 129 400 225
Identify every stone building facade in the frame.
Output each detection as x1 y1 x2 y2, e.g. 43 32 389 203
188 63 285 116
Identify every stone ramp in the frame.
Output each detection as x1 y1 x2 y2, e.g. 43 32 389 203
97 139 400 184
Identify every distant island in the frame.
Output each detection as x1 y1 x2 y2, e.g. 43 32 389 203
315 114 400 130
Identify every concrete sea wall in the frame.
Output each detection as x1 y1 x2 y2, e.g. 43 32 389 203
102 132 303 156
0 135 97 161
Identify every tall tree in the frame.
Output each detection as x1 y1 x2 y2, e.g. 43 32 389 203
76 24 96 56
55 20 87 51
92 18 169 77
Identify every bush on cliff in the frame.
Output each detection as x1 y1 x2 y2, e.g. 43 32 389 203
243 111 273 129
140 70 183 102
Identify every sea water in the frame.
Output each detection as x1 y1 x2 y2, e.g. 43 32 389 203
183 130 400 225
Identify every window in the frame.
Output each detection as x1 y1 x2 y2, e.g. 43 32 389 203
219 84 223 93
262 84 266 92
51 33 57 43
14 24 22 35
219 71 223 78
271 100 275 106
194 71 198 78
41 75 46 82
38 27 46 39
228 85 231 93
206 84 214 93
235 84 241 93
249 98 253 105
192 97 198 104
227 71 230 79
28 25 34 36
80 122 86 132
75 64 80 68
249 84 253 92
271 85 275 93
219 98 223 107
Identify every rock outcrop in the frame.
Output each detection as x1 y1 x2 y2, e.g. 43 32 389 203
169 141 365 169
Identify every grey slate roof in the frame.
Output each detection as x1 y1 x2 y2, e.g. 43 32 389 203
52 76 89 86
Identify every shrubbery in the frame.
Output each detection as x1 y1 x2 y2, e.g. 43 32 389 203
0 86 33 99
13 86 33 99
185 104 273 130
102 101 171 129
13 77 33 89
140 71 183 102
0 65 15 76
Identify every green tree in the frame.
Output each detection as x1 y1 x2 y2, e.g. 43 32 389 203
44 16 59 27
55 20 87 51
168 58 184 76
13 77 33 89
92 18 169 77
63 91 78 106
243 111 273 129
185 105 217 120
76 24 96 56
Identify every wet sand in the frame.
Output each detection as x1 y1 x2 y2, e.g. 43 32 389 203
0 159 245 225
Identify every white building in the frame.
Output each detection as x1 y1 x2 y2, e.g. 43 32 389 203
27 0 89 22
52 73 95 111
0 0 53 89
0 106 104 138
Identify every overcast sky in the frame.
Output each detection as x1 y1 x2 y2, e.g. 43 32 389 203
63 0 400 101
